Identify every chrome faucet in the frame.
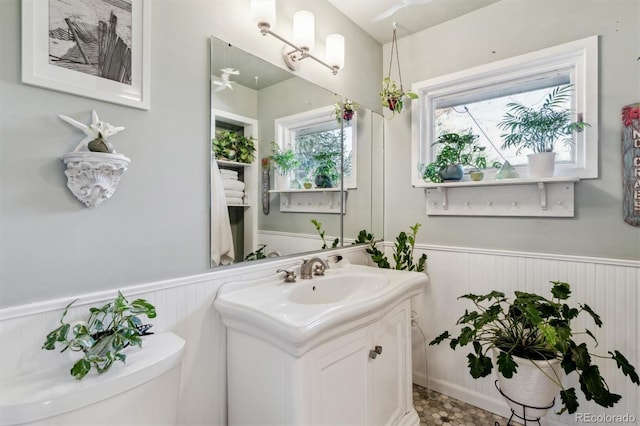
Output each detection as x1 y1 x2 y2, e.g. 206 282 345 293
300 257 328 279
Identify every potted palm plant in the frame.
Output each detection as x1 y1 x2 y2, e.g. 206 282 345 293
429 281 639 421
419 131 495 183
269 142 300 190
498 85 589 178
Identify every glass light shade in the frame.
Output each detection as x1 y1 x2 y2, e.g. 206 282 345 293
326 34 345 70
293 11 314 51
251 0 276 29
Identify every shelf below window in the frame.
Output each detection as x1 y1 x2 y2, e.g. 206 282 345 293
268 188 346 213
423 177 579 217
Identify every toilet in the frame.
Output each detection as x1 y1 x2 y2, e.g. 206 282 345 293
0 332 185 426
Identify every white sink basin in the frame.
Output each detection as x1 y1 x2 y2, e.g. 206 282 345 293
287 274 388 304
214 263 427 354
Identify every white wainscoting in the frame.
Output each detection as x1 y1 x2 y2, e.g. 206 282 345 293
406 244 639 426
0 246 369 426
2 242 636 426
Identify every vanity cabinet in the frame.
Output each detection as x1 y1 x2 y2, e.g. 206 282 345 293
225 299 417 426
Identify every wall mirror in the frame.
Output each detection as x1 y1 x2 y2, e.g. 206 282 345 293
210 36 383 267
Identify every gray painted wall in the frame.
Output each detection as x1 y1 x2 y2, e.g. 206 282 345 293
0 0 381 308
383 0 640 260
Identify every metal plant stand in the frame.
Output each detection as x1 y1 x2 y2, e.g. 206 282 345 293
493 380 555 426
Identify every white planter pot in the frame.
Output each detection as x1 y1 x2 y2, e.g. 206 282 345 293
527 152 556 178
495 350 563 421
275 172 291 190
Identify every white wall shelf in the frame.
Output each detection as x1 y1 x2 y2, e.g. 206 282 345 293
424 177 579 217
269 188 346 214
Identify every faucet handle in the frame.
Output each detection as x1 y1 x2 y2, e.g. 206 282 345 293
276 268 297 283
313 264 326 276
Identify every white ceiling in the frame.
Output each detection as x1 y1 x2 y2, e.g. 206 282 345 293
327 0 501 44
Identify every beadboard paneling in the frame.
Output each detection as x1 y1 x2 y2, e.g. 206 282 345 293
408 244 639 426
0 246 368 426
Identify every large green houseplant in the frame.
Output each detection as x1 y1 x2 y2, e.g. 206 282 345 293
498 85 589 177
429 281 639 416
420 131 495 183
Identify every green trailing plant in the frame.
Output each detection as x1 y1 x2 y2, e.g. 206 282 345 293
270 142 300 175
43 292 156 380
420 131 497 183
244 243 268 261
429 281 639 415
311 219 339 249
354 223 427 272
212 130 256 163
380 77 418 117
498 85 590 154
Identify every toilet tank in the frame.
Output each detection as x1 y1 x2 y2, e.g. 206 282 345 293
0 332 185 426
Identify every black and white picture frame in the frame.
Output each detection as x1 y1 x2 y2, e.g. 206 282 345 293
22 0 151 110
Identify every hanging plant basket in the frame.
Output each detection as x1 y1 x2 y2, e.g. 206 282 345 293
380 24 417 117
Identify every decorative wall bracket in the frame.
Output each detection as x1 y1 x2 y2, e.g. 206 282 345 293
61 152 131 208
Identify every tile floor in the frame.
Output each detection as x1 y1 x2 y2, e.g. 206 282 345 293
413 383 522 426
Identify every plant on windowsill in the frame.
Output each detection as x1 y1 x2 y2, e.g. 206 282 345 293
498 85 590 178
212 130 256 164
42 291 156 380
429 281 639 419
419 131 496 183
270 142 300 190
312 150 340 188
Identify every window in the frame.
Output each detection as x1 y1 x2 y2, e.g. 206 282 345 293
275 106 357 188
411 36 598 186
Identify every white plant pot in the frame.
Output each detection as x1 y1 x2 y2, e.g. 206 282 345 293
527 152 556 178
494 350 563 421
275 172 291 190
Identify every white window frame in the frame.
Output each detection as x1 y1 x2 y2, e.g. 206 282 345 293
275 105 358 189
411 36 598 187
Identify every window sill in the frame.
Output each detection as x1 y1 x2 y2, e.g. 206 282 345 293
421 177 579 217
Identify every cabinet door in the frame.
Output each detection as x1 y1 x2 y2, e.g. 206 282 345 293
310 329 372 426
370 304 410 425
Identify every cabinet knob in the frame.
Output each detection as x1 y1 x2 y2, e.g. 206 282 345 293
369 346 383 359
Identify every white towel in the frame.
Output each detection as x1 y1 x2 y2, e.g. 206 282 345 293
220 168 238 179
222 179 245 191
225 197 244 205
210 159 235 266
224 189 244 199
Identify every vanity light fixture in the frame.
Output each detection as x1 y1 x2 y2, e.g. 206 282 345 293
250 0 344 75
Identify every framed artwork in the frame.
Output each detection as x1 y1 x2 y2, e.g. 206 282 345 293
21 0 151 110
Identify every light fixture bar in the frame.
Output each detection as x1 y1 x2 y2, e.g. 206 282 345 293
260 28 340 75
